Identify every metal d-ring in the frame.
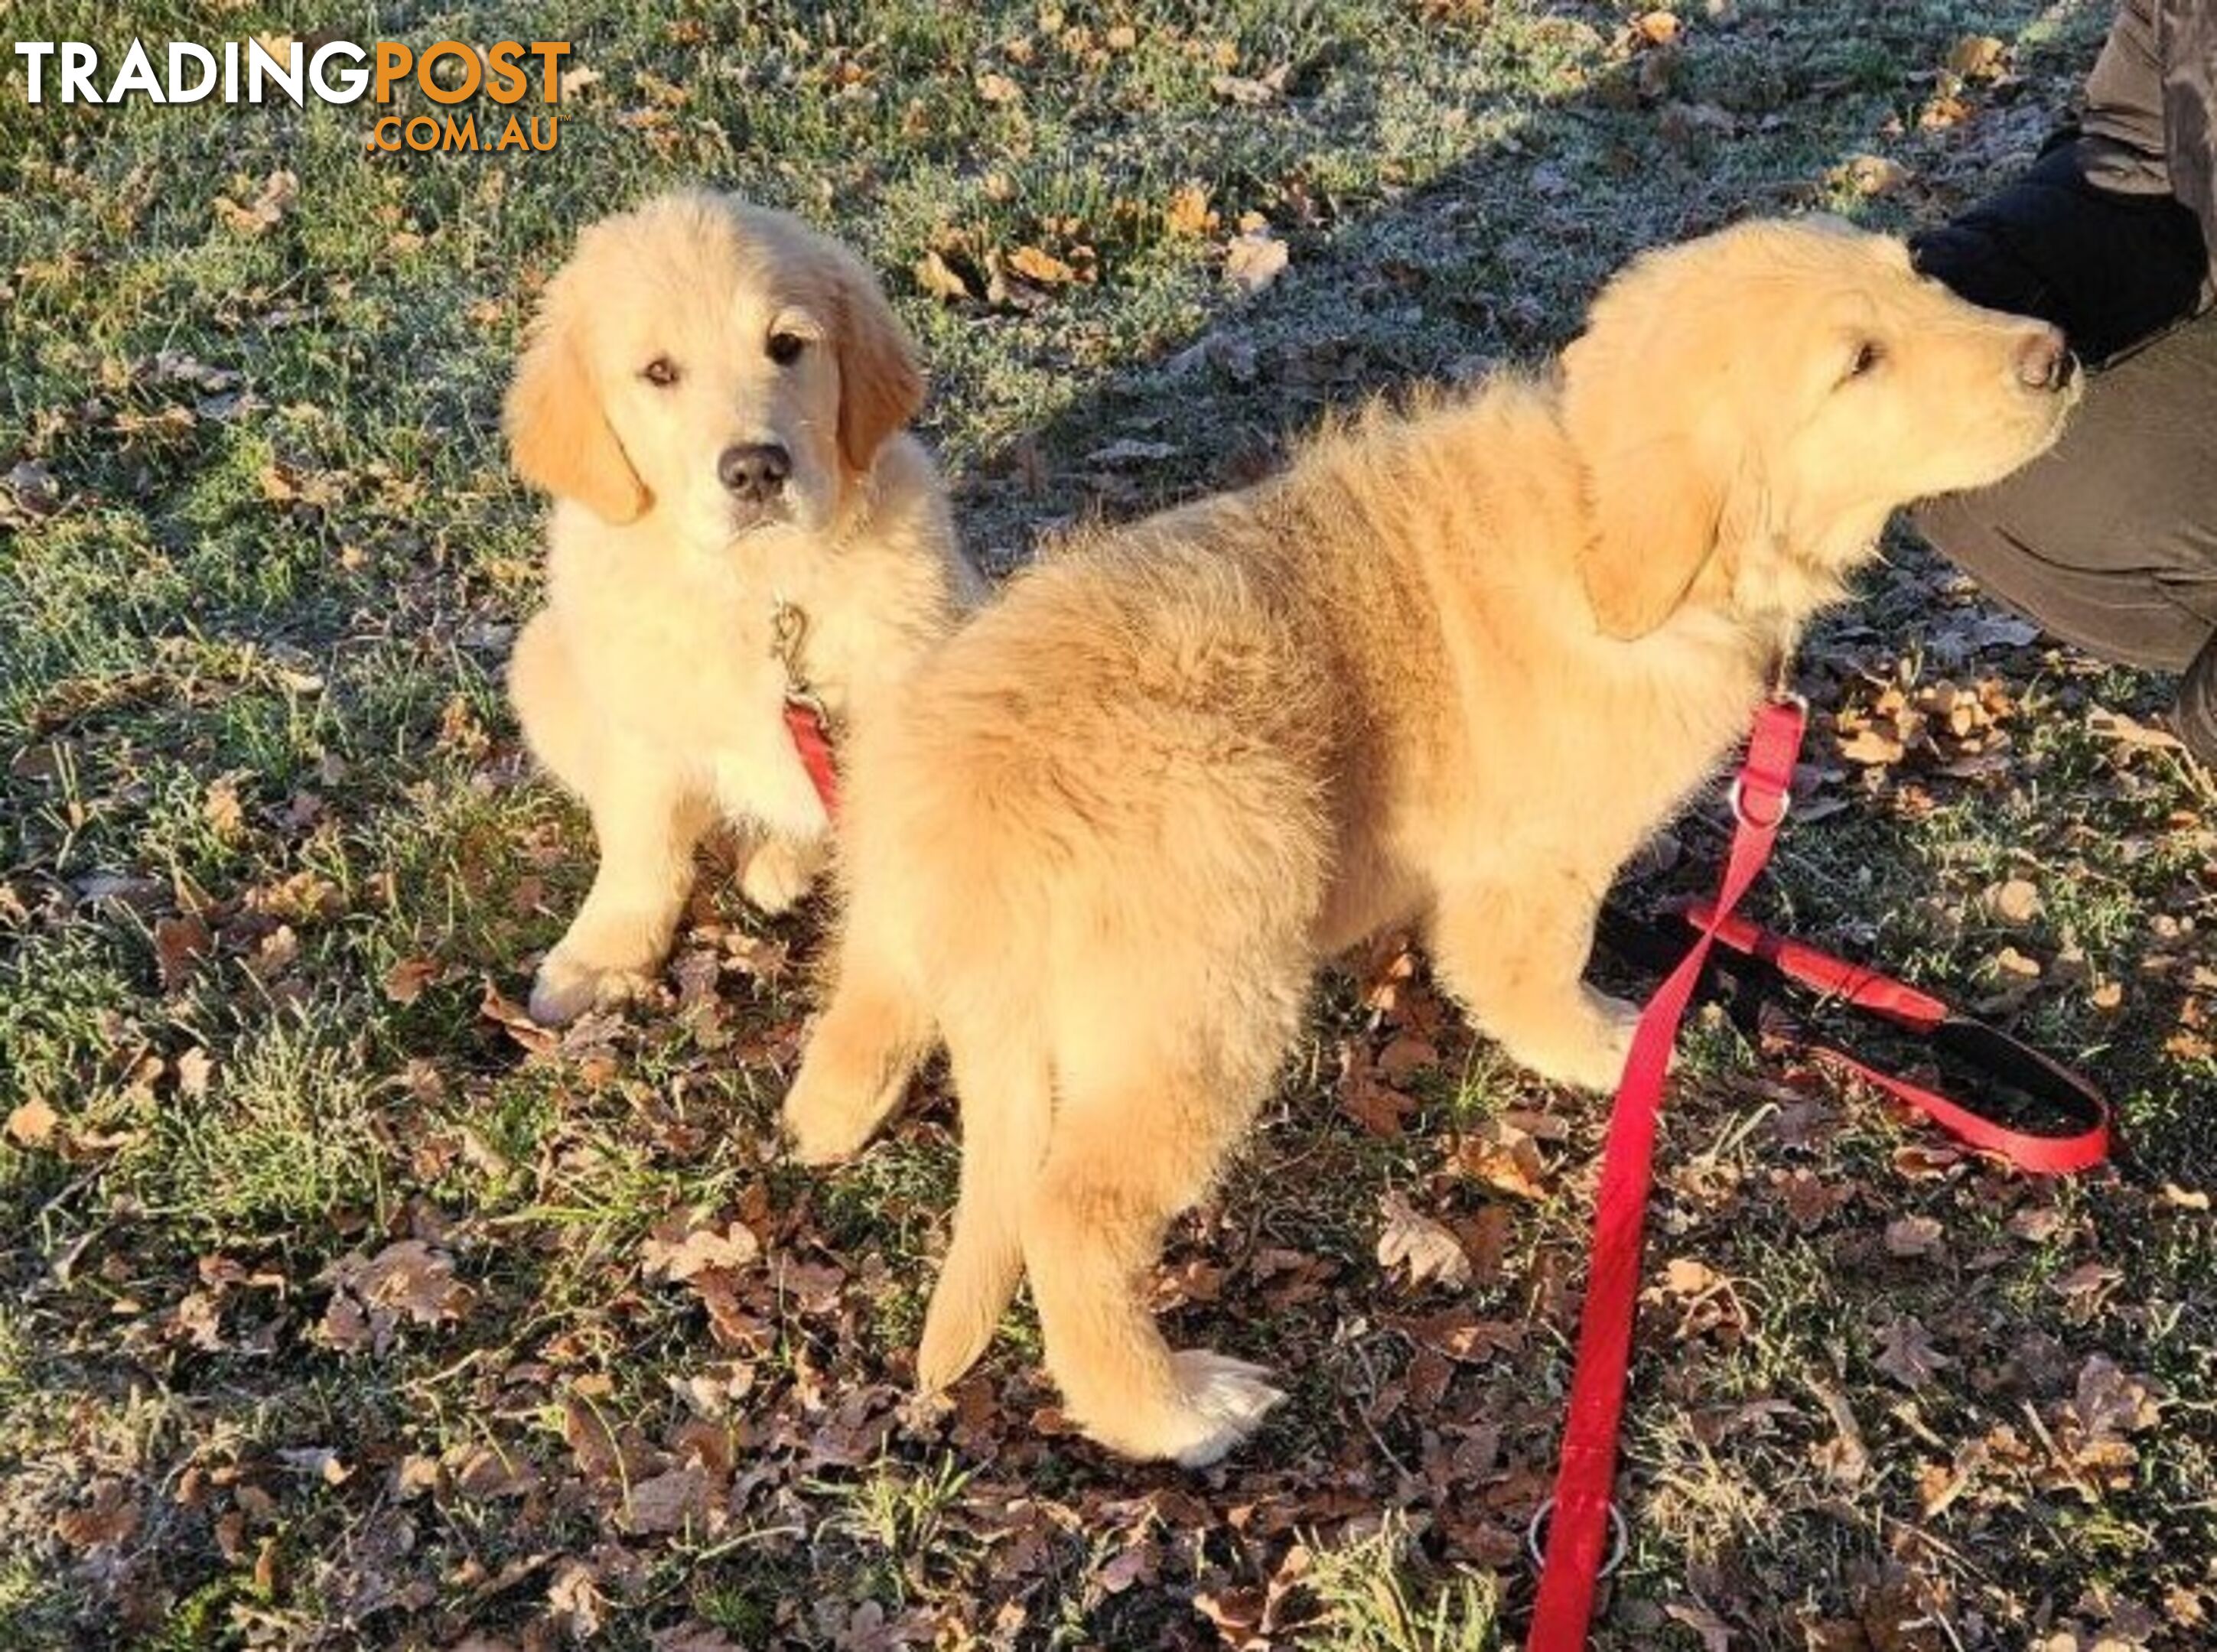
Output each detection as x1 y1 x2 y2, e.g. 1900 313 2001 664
1526 1497 1629 1578
1726 775 1791 831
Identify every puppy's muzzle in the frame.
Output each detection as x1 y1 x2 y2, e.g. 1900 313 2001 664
718 441 793 526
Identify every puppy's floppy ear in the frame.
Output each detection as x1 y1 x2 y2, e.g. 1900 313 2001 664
504 294 650 525
827 242 925 475
1558 314 1729 640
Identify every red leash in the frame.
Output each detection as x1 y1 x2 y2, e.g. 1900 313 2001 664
1526 697 2109 1646
1675 900 2108 1176
1527 697 1805 1647
771 599 842 821
784 695 841 822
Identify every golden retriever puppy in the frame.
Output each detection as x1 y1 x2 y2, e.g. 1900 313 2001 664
505 192 981 1025
783 218 2078 1465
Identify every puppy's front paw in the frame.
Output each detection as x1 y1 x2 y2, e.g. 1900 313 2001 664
780 1057 879 1167
740 837 819 915
1509 990 1642 1093
529 949 650 1026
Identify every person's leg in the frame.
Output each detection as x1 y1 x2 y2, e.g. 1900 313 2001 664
1912 310 2217 757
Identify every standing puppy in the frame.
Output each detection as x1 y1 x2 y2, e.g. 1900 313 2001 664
506 193 980 1025
783 220 2079 1465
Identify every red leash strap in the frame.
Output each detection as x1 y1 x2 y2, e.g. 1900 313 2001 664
1528 698 1805 1649
784 697 842 822
1679 902 2109 1175
772 599 842 823
1805 1043 2107 1175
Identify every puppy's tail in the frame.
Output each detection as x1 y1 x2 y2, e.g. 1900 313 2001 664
914 1006 1050 1393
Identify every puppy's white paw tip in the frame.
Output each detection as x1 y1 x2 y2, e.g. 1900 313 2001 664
779 1080 873 1168
528 955 647 1028
527 971 594 1028
740 847 817 915
1164 1351 1286 1468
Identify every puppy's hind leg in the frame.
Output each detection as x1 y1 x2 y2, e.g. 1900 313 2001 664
783 928 932 1166
1021 951 1307 1467
914 1019 1050 1393
1428 871 1638 1093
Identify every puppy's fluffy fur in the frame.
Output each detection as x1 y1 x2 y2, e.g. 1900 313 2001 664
783 219 2077 1465
506 192 980 1025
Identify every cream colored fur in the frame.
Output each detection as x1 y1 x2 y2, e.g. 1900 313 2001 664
506 191 980 1025
785 218 2079 1464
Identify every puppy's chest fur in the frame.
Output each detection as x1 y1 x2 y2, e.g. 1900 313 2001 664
542 447 964 834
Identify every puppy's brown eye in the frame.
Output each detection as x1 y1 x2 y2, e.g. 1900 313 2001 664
1848 340 1883 379
767 332 806 366
642 356 680 388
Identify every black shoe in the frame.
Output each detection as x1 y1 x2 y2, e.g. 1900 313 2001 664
2176 629 2217 769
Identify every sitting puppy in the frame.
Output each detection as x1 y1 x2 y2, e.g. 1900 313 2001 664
506 192 980 1025
781 219 2079 1465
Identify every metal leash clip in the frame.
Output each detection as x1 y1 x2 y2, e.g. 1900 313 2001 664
1527 1497 1629 1579
770 597 826 717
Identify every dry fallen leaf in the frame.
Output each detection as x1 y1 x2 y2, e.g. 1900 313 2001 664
1211 64 1289 105
1339 1070 1411 1137
1665 1598 1733 1652
1376 1190 1473 1289
5 1098 59 1149
356 1240 470 1323
913 249 973 302
447 1442 542 1501
1454 1119 1549 1200
1085 437 1177 468
480 981 558 1054
54 1480 141 1550
2088 707 2183 751
1875 1315 1951 1390
1376 1032 1440 1081
1836 154 1911 197
653 1627 745 1652
622 1463 712 1535
175 1047 214 1100
641 1214 760 1283
1982 877 2041 925
4 460 61 519
203 773 248 840
1946 33 2008 80
1837 726 1906 766
1224 230 1288 296
548 1560 607 1638
1006 244 1078 286
383 955 441 1005
214 170 299 237
1166 184 1216 238
155 912 212 992
1885 1214 1944 1258
322 1240 471 1354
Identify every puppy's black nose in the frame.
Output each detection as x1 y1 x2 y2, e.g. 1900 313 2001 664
2015 328 2074 392
718 442 792 497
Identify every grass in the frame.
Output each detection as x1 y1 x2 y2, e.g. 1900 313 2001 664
5 0 2215 1647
